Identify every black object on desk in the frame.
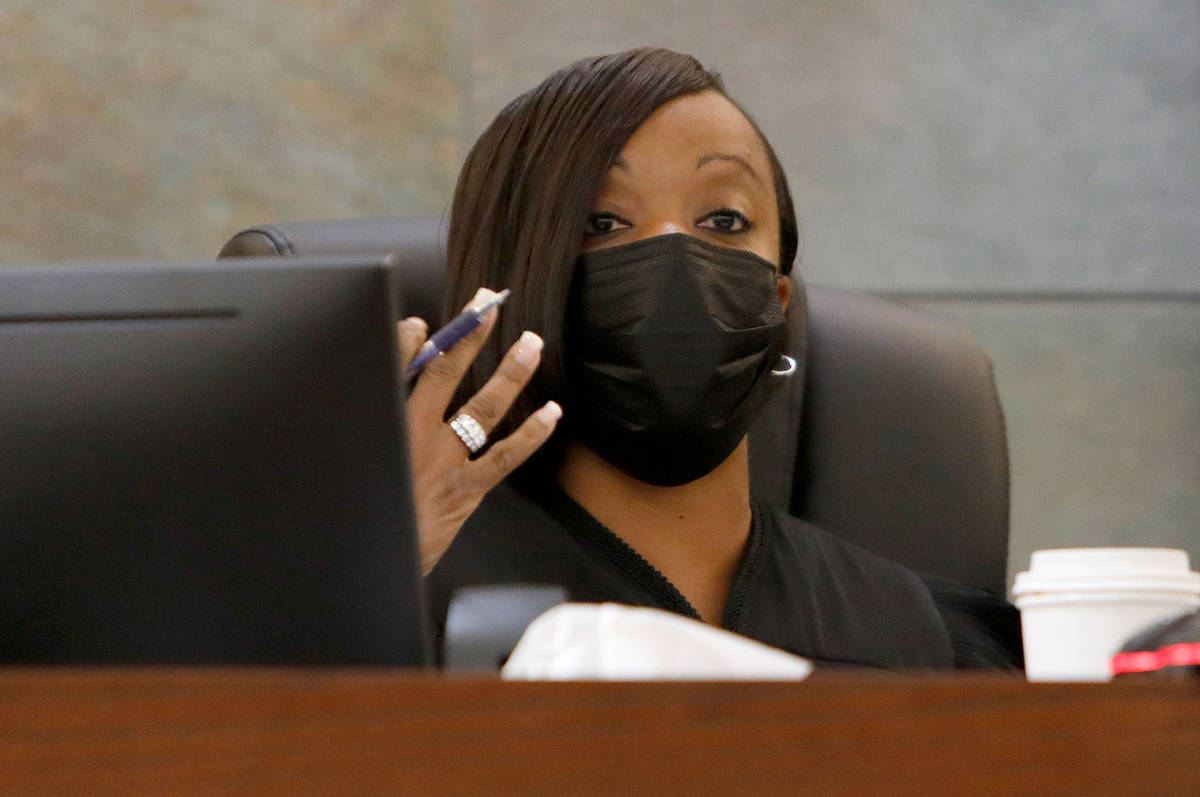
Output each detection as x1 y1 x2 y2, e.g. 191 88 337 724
0 255 429 666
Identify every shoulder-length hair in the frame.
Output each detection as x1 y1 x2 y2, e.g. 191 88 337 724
445 47 799 477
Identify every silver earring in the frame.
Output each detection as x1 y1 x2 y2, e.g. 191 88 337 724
771 354 797 377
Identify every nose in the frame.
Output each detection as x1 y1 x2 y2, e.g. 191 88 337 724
635 219 686 241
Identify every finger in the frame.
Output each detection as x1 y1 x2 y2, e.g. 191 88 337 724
409 287 500 418
462 401 563 492
453 330 544 434
397 317 428 372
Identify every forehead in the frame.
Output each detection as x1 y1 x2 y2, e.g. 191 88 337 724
616 90 771 172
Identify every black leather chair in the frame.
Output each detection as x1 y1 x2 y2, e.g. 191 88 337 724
221 217 1010 595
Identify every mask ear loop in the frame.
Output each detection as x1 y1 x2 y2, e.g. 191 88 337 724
771 354 797 377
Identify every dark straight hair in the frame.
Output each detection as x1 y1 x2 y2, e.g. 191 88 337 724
445 47 799 477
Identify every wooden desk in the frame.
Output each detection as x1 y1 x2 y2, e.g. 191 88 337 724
1 670 1196 794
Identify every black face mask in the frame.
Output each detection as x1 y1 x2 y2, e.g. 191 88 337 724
566 233 793 486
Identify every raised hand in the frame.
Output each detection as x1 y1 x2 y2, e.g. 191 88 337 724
397 288 562 574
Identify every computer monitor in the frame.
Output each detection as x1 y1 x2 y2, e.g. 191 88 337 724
0 254 429 665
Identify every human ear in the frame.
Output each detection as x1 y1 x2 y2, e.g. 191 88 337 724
776 275 792 312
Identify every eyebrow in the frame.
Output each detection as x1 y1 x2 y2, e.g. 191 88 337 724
696 153 766 188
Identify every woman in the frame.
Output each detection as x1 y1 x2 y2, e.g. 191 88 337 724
398 48 1020 669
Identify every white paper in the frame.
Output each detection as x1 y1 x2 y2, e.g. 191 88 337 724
501 602 813 681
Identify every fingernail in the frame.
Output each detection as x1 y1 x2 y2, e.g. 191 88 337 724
513 331 543 367
404 317 427 333
536 400 563 424
468 287 495 309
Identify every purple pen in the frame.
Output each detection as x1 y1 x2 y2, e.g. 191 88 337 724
406 289 511 376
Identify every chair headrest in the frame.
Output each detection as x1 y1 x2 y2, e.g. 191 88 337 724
219 216 449 323
794 288 1010 594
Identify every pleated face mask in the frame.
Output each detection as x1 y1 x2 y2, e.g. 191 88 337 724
566 232 793 486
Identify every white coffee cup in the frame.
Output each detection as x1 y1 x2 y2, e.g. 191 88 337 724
1012 548 1200 682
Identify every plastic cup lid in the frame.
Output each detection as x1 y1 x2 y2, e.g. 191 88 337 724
1013 547 1200 598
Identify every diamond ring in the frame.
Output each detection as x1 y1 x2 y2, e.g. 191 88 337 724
449 412 487 454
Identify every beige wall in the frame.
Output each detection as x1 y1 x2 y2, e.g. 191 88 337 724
4 0 1197 591
0 0 463 261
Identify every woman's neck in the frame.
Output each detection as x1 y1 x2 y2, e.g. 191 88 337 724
556 439 753 625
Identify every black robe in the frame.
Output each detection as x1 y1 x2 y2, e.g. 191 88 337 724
426 482 1022 670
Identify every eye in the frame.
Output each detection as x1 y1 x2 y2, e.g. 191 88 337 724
697 208 753 234
584 212 631 236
